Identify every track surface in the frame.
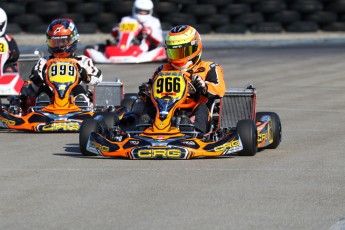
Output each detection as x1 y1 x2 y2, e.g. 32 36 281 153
1 44 345 230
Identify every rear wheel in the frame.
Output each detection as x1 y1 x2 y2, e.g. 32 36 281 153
237 119 258 156
121 98 135 112
256 112 282 149
79 119 100 156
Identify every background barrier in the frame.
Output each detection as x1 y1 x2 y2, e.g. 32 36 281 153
2 0 345 34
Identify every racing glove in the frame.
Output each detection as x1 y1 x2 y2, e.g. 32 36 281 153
76 63 90 83
192 75 208 95
138 79 152 97
142 27 152 36
29 69 43 86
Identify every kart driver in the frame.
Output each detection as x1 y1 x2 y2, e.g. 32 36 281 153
138 25 226 134
0 8 20 72
111 0 163 52
20 18 103 112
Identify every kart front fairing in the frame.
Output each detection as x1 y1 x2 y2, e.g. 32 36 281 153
86 127 243 159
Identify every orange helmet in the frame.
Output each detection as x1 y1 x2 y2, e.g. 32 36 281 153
165 25 202 71
46 18 79 58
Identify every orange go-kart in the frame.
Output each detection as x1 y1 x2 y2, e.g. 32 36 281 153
0 57 118 132
79 70 282 159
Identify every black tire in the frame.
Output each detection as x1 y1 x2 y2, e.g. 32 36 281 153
200 14 230 26
93 112 119 130
305 11 337 24
198 0 230 5
25 24 49 34
155 2 178 14
7 23 22 34
256 112 282 149
234 12 264 25
327 0 345 13
27 2 68 16
251 22 283 33
2 3 26 16
163 0 197 4
79 119 100 156
12 14 43 27
214 24 247 33
322 22 345 31
161 22 173 30
190 23 212 34
290 0 323 13
163 13 197 25
89 13 117 25
253 0 286 13
185 4 218 16
121 98 135 112
73 2 104 15
268 11 301 24
237 119 257 156
108 1 134 14
286 21 319 32
220 4 251 16
59 13 85 23
77 23 98 33
99 24 115 33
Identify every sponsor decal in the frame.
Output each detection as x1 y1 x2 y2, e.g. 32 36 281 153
0 117 15 126
213 140 243 155
89 140 110 153
38 122 80 131
181 141 195 146
258 133 268 143
131 147 188 159
130 140 139 145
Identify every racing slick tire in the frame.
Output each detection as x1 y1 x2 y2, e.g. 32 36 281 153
79 119 101 156
237 119 258 156
121 98 136 112
94 112 119 130
256 112 282 149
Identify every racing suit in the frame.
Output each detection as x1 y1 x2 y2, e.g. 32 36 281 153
111 16 163 51
20 54 102 112
141 61 226 133
0 34 20 72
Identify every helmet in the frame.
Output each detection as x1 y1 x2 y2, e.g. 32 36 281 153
0 8 7 37
165 25 202 71
46 18 79 58
132 0 153 23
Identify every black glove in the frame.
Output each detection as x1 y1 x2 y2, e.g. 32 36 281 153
138 79 152 97
192 75 208 95
76 63 90 83
29 69 42 85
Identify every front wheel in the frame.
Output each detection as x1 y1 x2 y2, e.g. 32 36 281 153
256 112 282 149
237 119 258 156
79 119 101 156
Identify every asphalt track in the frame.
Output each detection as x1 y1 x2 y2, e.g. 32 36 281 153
2 43 345 230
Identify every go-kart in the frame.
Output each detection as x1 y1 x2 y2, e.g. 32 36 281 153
79 70 282 159
0 41 40 96
84 19 167 64
0 57 123 132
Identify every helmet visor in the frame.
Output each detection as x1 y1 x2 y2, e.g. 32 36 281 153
166 42 199 60
0 22 5 31
134 8 150 15
47 36 73 49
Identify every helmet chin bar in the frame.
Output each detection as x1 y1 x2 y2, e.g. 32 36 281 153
171 60 193 71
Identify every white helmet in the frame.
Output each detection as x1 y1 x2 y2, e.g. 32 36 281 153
0 8 7 37
132 0 153 23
